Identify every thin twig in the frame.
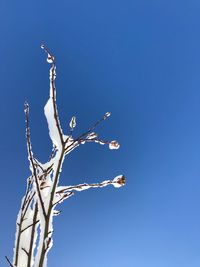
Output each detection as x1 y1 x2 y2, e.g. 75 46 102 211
56 176 126 195
22 247 29 256
53 192 74 206
5 256 14 267
74 113 110 142
21 219 40 233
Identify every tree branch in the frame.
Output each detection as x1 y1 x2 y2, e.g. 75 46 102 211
13 178 34 266
21 247 29 257
10 45 125 267
5 256 15 267
21 219 39 234
27 202 39 267
72 112 111 142
24 102 47 219
53 191 74 206
56 175 126 195
42 44 64 145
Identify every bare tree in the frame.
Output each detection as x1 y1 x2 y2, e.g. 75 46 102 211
6 45 125 267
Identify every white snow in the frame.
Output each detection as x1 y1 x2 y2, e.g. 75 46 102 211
69 116 76 129
44 66 63 150
109 140 120 150
112 175 126 188
104 111 111 118
87 132 98 140
47 54 54 64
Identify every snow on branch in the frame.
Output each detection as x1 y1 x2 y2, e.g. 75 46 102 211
56 175 126 194
54 175 125 206
9 45 125 267
41 44 64 149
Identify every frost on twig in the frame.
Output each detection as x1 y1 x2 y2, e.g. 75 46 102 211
9 45 125 267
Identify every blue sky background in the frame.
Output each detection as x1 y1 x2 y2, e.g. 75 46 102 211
0 0 200 267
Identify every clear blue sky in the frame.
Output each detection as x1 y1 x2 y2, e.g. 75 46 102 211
0 0 200 266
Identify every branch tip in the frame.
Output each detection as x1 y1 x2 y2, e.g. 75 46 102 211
41 43 55 64
24 101 29 113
